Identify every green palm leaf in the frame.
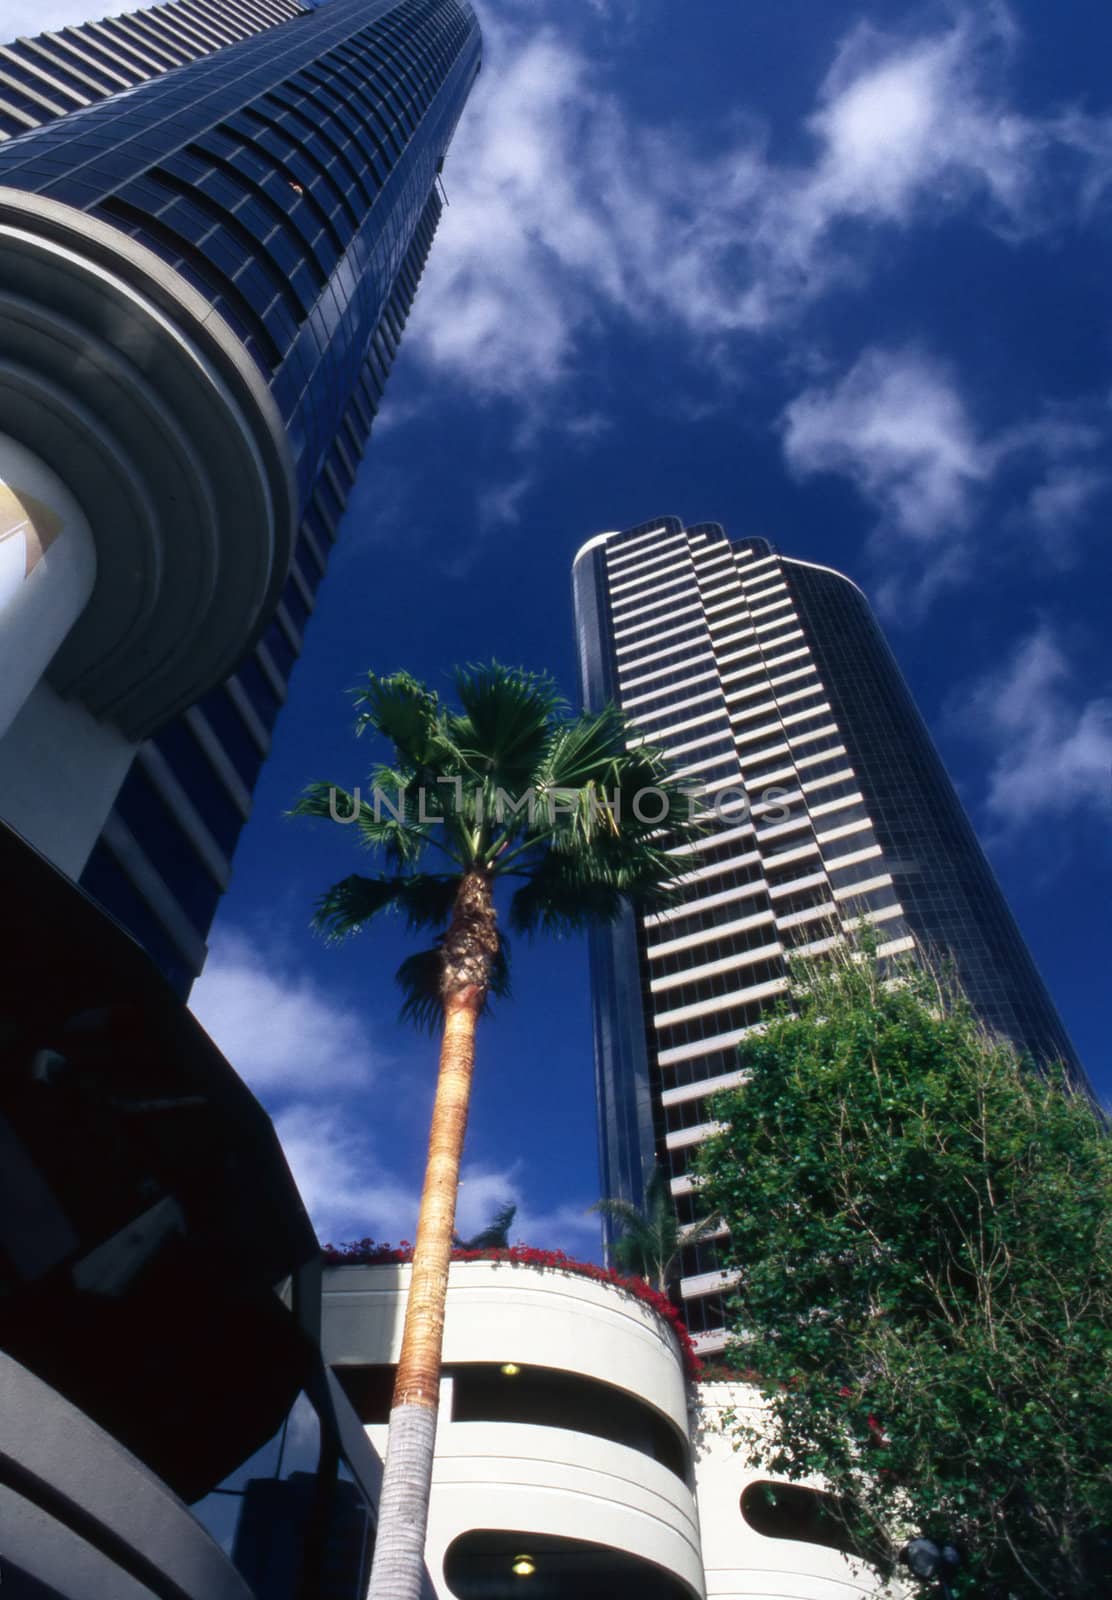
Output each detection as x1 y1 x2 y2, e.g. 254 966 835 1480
592 1165 719 1293
449 662 563 791
311 874 410 941
353 670 443 765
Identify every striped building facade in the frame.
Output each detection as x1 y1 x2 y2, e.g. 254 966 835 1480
574 517 1084 1352
0 1 306 140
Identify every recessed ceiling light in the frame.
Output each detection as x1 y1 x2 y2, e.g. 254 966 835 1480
500 1362 521 1376
511 1554 536 1578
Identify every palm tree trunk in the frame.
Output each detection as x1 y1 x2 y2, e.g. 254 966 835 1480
367 872 495 1600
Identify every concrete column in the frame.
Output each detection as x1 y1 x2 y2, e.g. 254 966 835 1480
0 433 138 878
0 432 95 740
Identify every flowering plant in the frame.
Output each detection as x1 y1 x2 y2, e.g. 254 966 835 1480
322 1239 703 1382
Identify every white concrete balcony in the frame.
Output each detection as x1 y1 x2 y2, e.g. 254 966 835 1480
695 1383 897 1600
322 1259 704 1599
431 1419 703 1598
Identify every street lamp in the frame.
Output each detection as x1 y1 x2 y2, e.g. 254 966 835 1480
900 1537 961 1600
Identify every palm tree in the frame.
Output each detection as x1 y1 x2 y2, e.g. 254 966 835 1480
592 1164 721 1294
454 1200 517 1251
294 663 696 1600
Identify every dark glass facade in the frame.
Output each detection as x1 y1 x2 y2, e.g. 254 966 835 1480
782 560 1081 1075
0 0 480 993
574 516 1086 1351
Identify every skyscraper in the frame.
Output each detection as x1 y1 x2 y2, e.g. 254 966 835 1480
573 515 1084 1352
0 0 481 993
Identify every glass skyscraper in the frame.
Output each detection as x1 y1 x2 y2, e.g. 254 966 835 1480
0 0 480 993
574 516 1085 1353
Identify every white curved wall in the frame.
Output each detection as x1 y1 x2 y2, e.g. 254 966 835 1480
694 1384 898 1599
425 1419 702 1597
322 1260 702 1598
324 1259 690 1438
0 431 95 739
0 1352 253 1599
0 430 137 875
322 1268 901 1600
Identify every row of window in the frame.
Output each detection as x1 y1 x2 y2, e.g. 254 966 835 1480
654 987 781 1055
0 0 306 146
653 954 785 1029
648 917 780 981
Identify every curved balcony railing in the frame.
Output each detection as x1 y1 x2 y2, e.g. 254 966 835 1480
0 1351 253 1599
322 1259 704 1599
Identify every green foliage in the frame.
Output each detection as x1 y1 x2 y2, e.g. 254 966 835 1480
592 1164 720 1293
293 663 698 1021
695 947 1112 1598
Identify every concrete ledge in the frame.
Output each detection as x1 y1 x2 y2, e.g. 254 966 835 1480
0 188 297 739
0 1351 253 1599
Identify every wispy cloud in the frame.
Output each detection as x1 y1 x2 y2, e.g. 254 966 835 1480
783 346 986 537
454 1161 600 1251
0 2 145 30
189 930 380 1093
274 1101 420 1245
781 346 1111 610
276 1104 599 1256
476 472 532 533
413 5 1112 400
959 626 1112 830
189 928 599 1253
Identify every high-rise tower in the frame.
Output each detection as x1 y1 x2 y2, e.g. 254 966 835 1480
0 0 480 993
574 516 1085 1353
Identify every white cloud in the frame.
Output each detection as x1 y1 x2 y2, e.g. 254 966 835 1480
963 627 1112 828
800 12 1032 231
1021 463 1109 542
783 347 987 543
0 2 144 31
412 5 1112 400
454 1162 600 1252
273 1104 600 1257
188 938 599 1257
476 472 532 532
189 930 379 1093
274 1101 420 1246
782 346 1111 609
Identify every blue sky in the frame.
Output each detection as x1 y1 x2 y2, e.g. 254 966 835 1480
22 0 1111 1258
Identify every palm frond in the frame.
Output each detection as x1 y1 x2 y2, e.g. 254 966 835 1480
611 1232 657 1280
591 1199 664 1269
395 875 460 933
458 1200 518 1250
508 858 625 936
507 829 688 936
538 703 629 792
679 1210 722 1250
395 946 444 1034
449 662 564 792
589 1197 653 1232
593 1165 711 1292
311 874 412 941
287 781 350 823
353 670 443 765
291 779 434 870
